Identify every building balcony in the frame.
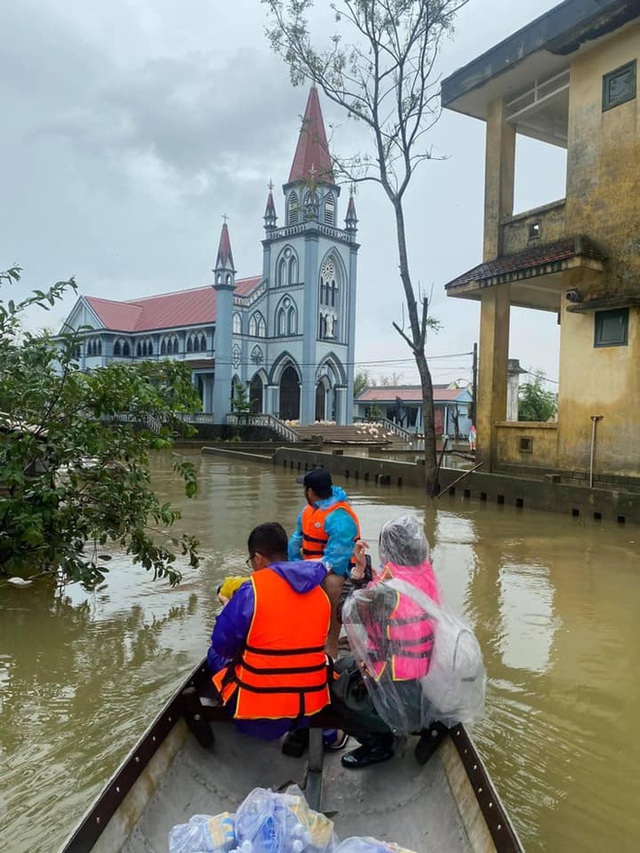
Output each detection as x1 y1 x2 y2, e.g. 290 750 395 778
501 199 566 257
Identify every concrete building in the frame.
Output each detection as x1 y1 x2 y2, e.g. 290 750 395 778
354 385 473 438
442 0 640 484
60 88 360 426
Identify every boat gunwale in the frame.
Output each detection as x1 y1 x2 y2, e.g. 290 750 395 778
59 657 523 853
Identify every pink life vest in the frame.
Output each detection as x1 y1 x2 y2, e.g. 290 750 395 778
368 561 441 682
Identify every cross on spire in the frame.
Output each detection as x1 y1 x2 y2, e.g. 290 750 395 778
222 213 229 225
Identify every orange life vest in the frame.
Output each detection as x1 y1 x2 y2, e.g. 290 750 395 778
301 500 361 566
212 568 331 720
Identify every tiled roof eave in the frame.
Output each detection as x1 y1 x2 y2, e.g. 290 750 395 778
446 250 605 292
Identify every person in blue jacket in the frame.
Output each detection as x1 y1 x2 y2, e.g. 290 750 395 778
288 468 361 659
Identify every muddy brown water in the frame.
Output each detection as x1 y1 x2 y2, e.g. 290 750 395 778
1 450 639 852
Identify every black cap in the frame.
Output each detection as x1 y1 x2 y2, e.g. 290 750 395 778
295 468 333 493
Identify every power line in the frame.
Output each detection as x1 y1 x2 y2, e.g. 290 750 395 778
215 349 474 371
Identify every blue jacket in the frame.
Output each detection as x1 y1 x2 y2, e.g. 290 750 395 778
288 486 359 577
207 559 328 740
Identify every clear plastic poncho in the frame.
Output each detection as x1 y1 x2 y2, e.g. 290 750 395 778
342 516 486 734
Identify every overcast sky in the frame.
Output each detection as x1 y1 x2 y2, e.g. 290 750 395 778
2 0 567 388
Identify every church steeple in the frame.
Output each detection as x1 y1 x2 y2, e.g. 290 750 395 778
345 189 358 232
215 220 235 272
264 182 277 231
288 87 335 186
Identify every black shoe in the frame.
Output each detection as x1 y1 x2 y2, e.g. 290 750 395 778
341 742 394 769
281 728 309 757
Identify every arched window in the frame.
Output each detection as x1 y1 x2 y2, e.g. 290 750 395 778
287 305 297 335
249 312 266 337
187 334 194 353
88 338 102 357
303 190 319 220
289 254 298 284
232 313 242 335
287 192 299 226
122 341 131 357
136 341 143 357
276 298 297 337
161 335 179 355
278 256 288 287
113 340 122 357
199 333 207 351
324 193 335 225
277 247 298 287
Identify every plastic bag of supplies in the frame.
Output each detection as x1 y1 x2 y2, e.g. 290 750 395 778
342 576 485 733
233 786 337 853
335 841 417 853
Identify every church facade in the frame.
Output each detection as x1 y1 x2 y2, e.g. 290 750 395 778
60 88 360 425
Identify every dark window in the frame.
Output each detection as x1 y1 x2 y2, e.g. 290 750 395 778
519 437 533 454
594 308 628 347
603 60 636 111
528 221 541 240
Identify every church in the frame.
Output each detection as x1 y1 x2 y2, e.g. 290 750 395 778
61 88 360 425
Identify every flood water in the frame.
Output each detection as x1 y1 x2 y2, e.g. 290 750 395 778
1 449 639 852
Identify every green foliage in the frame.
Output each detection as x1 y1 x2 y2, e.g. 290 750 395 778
518 371 558 423
0 267 202 587
231 381 251 414
353 369 369 398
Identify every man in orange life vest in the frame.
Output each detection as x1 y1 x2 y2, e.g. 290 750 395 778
288 468 361 659
208 522 332 740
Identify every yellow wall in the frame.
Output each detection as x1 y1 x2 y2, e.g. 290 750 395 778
556 23 640 475
557 303 640 475
501 200 566 256
565 23 640 293
496 422 558 467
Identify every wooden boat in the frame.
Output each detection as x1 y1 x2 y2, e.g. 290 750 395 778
60 659 523 853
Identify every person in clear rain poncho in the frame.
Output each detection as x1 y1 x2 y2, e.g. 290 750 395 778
332 515 441 768
335 514 485 769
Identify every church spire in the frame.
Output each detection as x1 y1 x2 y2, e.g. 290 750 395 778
264 181 277 230
345 189 358 232
288 87 335 186
215 220 235 272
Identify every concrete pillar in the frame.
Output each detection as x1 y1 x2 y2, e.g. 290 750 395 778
301 234 319 425
345 245 359 423
335 386 347 425
483 99 516 262
265 385 278 417
212 277 235 424
477 285 511 471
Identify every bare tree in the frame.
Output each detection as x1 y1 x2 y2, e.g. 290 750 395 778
262 0 468 492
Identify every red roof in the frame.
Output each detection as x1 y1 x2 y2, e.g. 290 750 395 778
357 386 466 403
445 236 605 290
85 276 261 333
289 88 335 185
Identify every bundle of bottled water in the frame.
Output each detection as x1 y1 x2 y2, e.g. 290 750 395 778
168 786 416 853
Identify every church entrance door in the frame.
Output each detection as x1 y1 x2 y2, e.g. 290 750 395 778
249 374 263 414
279 365 300 421
315 382 326 422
